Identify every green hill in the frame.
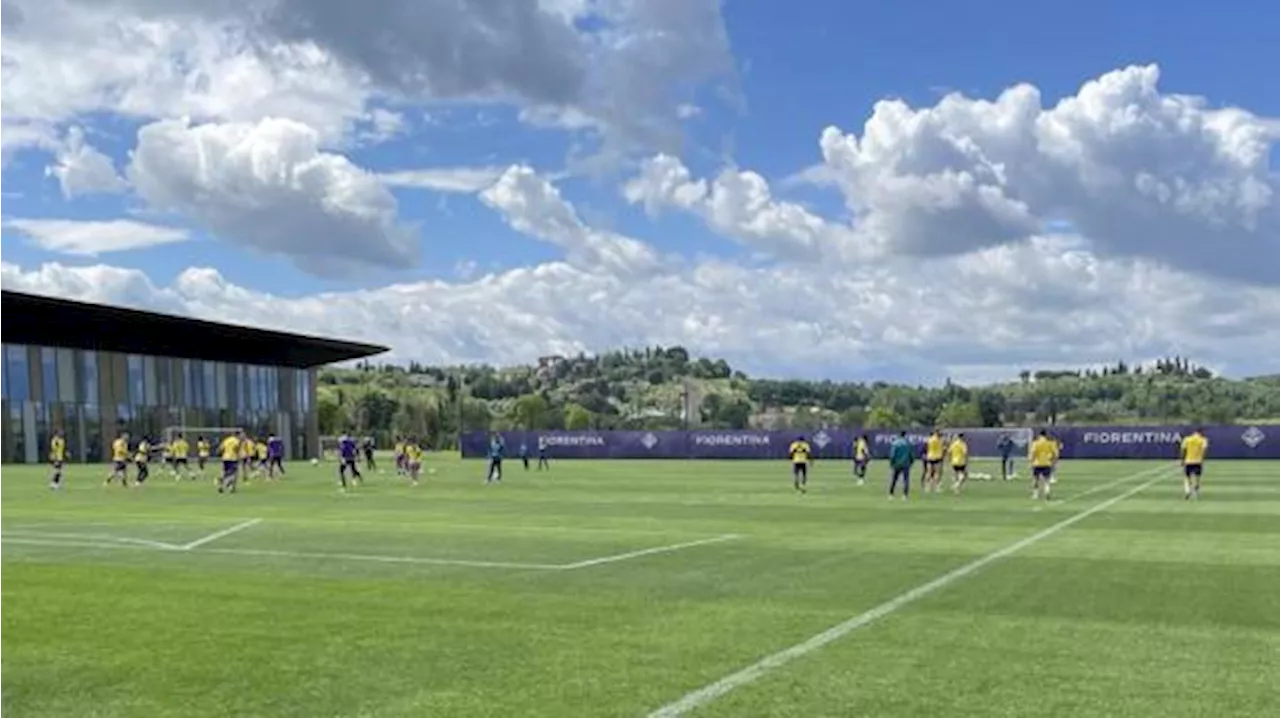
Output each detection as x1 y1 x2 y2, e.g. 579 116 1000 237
318 348 1280 447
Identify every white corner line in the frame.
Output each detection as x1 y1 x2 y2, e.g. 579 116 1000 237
2 533 183 551
197 546 564 570
557 534 742 571
179 518 263 551
644 467 1173 718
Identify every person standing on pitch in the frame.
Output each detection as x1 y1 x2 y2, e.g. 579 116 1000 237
852 434 870 485
536 436 550 471
888 431 915 500
1179 428 1209 500
486 433 505 484
519 441 531 470
997 433 1016 481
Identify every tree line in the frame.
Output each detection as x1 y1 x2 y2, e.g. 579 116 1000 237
325 349 1280 447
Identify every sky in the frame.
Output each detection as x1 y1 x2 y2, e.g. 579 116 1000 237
1 0 1278 384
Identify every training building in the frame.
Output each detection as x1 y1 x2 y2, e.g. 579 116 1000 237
0 290 386 464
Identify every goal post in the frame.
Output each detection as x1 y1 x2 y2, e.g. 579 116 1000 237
939 427 1033 479
162 426 244 449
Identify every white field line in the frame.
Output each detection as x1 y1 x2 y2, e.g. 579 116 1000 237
645 466 1172 718
178 518 263 550
1034 462 1173 511
558 534 742 570
2 527 740 571
198 546 564 570
1 531 182 551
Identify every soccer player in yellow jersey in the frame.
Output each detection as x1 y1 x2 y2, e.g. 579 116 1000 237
255 440 269 478
239 436 256 482
404 438 423 485
1028 430 1059 501
49 429 68 490
852 434 870 485
106 431 131 486
196 436 211 475
134 437 152 484
394 436 407 476
1180 428 1209 500
949 433 970 493
170 434 191 480
219 432 243 493
789 436 812 494
924 430 945 492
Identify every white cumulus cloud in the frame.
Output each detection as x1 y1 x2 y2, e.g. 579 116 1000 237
43 127 127 198
126 117 417 276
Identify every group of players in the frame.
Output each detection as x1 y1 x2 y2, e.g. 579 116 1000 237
785 427 1212 500
785 429 1053 499
46 428 286 493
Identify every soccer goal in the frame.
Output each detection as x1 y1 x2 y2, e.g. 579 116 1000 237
940 427 1033 480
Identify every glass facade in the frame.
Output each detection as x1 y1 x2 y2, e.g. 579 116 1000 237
1 344 316 464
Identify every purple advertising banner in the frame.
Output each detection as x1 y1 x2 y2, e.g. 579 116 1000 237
461 425 1279 460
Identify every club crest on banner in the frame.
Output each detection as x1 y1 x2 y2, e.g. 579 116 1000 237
641 432 659 450
1241 426 1266 449
812 430 831 449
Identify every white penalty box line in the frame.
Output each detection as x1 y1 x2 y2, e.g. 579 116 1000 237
645 463 1175 718
1 518 742 572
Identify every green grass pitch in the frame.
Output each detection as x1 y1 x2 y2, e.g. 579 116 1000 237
3 456 1278 717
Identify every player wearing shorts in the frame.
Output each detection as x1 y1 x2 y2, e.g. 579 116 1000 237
1028 430 1059 501
196 436 211 476
393 437 407 476
255 440 269 477
338 434 362 489
170 433 191 480
218 432 242 493
404 439 423 485
852 434 870 484
133 437 152 485
49 429 67 490
105 432 131 487
789 436 812 494
924 430 945 492
1180 428 1209 500
266 435 285 479
949 432 970 493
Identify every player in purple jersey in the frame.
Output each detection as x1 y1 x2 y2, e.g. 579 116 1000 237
338 433 362 490
266 434 285 479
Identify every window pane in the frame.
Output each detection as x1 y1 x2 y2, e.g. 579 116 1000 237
81 351 99 404
203 362 216 410
6 345 30 401
83 404 102 463
40 347 58 402
157 358 170 406
127 355 144 406
143 355 157 407
215 363 228 409
181 360 193 405
57 349 76 402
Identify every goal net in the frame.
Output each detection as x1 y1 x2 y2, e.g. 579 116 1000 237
162 426 244 454
939 427 1034 479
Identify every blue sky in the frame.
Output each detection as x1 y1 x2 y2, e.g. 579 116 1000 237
2 0 1278 382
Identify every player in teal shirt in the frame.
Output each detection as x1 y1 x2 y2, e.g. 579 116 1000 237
888 431 915 499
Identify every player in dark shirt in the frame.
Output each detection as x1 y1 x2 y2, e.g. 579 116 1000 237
361 437 377 471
